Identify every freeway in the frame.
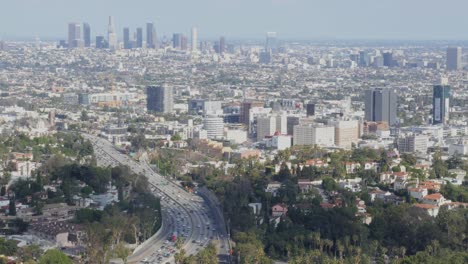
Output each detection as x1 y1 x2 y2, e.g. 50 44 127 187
82 134 231 264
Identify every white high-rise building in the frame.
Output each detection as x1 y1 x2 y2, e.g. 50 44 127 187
293 124 335 147
108 16 117 50
203 116 224 139
191 27 198 52
397 134 428 154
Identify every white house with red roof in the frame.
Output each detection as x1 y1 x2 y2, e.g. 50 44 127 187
408 187 428 201
272 203 288 217
422 193 450 207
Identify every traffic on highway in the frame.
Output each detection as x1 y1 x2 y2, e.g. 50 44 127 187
82 134 231 264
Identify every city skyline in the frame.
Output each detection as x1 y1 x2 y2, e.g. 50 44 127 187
2 0 468 41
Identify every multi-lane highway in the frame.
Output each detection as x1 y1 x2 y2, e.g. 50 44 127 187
82 134 231 264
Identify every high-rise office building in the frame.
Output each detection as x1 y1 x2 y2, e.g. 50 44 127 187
136 28 143 48
446 47 462 71
306 103 315 116
256 116 277 141
240 101 264 125
181 35 188 50
203 116 224 139
365 88 398 125
259 50 272 64
266 32 278 53
433 85 451 125
107 16 117 50
293 124 335 147
331 120 359 149
68 23 81 48
95 36 107 49
146 23 157 48
123 27 131 49
191 27 198 52
173 33 182 49
83 23 91 47
383 52 393 67
359 51 370 67
397 134 428 154
147 86 174 114
219 37 226 54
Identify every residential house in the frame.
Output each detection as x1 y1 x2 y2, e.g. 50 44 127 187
419 181 441 192
345 162 361 174
297 179 314 193
265 182 282 197
413 203 440 217
408 188 428 201
272 203 288 217
369 189 391 202
422 193 450 207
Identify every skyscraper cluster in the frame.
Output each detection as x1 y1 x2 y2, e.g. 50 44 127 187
65 17 161 50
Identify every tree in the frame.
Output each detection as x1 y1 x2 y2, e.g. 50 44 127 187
38 249 72 264
174 248 186 264
80 110 89 121
114 242 130 264
432 150 448 178
8 199 16 216
176 236 184 250
0 237 18 256
322 177 338 192
171 134 182 141
401 153 417 166
17 245 42 262
275 163 292 182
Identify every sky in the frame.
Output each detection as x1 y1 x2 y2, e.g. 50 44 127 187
2 0 468 41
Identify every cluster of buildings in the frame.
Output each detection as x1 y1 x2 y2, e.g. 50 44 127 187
1 26 468 257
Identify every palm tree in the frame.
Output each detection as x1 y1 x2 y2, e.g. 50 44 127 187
351 234 359 247
176 236 184 250
430 240 440 256
323 239 333 255
312 232 321 250
399 246 407 259
174 252 182 264
336 241 344 260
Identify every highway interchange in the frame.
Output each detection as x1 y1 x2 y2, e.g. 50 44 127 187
82 134 231 264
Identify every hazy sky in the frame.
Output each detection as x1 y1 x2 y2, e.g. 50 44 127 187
2 0 468 40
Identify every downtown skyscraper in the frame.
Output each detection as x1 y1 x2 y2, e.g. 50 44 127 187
83 23 91 47
433 82 451 125
146 23 157 49
136 27 143 48
173 33 182 49
68 22 82 48
446 47 462 71
365 88 398 125
107 16 117 50
191 27 198 52
219 36 226 54
123 27 131 49
266 32 278 53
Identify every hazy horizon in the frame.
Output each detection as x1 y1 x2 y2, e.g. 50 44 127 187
2 0 468 41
